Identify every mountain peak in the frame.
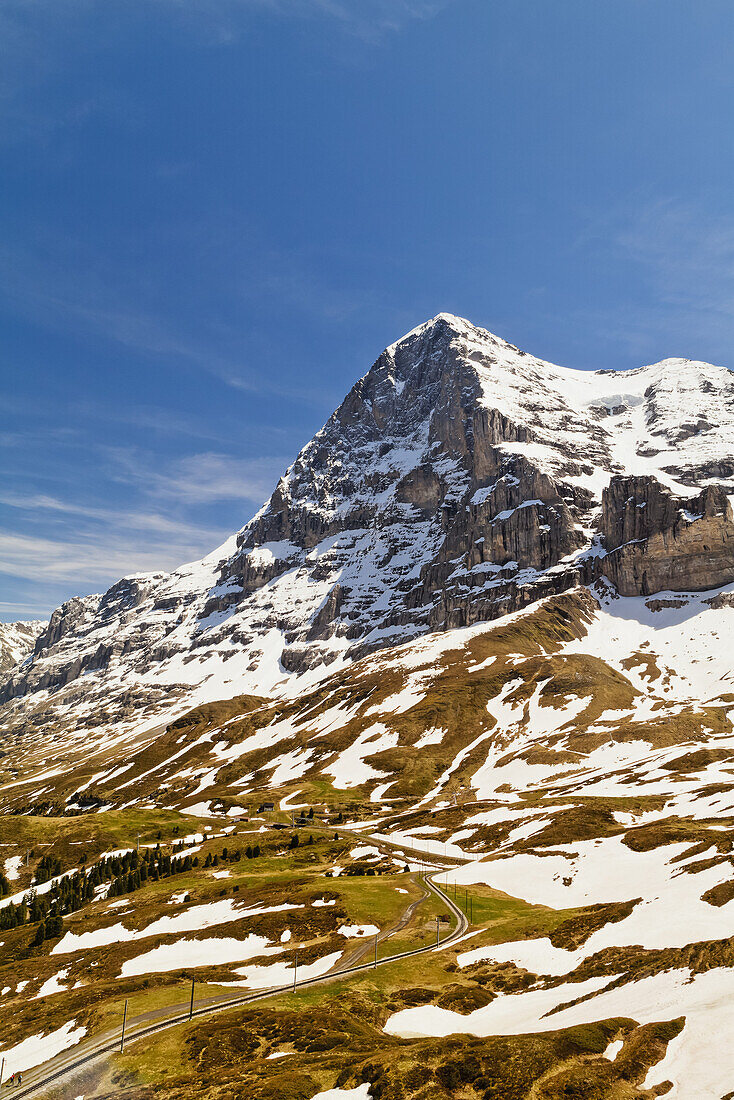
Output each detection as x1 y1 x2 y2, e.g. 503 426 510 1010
3 316 734 746
386 311 477 355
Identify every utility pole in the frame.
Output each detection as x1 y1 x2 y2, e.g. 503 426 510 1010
0 1055 5 1087
136 834 141 852
436 916 440 947
120 999 128 1054
293 947 298 991
374 933 378 968
189 977 195 1020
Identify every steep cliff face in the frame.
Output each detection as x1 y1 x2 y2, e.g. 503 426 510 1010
220 317 590 656
600 476 734 595
1 314 733 741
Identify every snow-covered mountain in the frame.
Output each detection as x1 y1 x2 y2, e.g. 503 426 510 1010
1 313 734 1097
1 313 733 745
0 619 47 678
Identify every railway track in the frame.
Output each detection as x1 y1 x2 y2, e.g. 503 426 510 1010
13 867 468 1098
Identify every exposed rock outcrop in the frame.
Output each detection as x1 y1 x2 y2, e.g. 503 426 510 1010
600 476 734 595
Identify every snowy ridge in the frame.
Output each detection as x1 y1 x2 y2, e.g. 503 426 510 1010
0 620 47 679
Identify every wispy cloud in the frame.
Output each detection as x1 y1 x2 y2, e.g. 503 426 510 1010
72 403 236 443
0 448 287 593
0 491 222 537
615 198 734 323
151 0 456 44
0 236 362 409
107 449 289 505
0 601 51 619
0 241 279 397
0 492 229 584
0 527 222 586
0 0 458 122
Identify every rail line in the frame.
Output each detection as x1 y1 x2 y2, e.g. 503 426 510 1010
14 871 468 1098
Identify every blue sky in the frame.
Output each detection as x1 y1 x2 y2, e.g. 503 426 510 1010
2 0 734 620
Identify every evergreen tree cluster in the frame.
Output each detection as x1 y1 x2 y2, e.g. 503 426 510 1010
171 834 199 854
203 847 245 868
0 887 67 937
105 845 198 898
287 834 315 850
344 861 380 877
0 842 200 933
32 913 63 947
34 853 63 884
0 897 28 931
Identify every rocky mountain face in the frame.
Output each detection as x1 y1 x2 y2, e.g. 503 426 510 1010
1 313 733 741
599 477 734 596
0 620 47 678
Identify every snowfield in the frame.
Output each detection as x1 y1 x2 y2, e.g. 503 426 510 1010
0 1021 87 1077
120 934 282 978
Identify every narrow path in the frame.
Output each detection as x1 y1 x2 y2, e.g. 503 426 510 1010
13 872 468 1099
337 871 430 970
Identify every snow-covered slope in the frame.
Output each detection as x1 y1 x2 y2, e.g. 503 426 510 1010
0 620 47 679
1 313 733 747
1 574 734 1096
3 582 731 816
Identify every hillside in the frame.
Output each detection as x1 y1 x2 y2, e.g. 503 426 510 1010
0 580 733 1096
1 315 733 1099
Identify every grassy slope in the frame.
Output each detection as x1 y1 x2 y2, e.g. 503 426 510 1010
2 589 729 1096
